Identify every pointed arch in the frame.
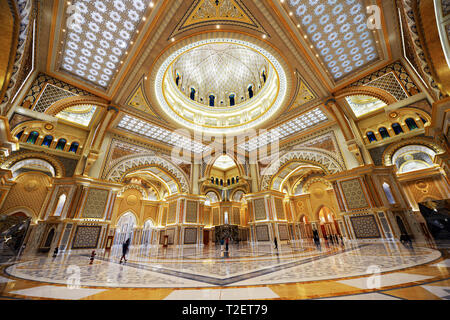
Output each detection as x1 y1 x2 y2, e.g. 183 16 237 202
104 154 190 194
203 153 246 178
261 149 345 190
116 210 139 228
315 205 337 222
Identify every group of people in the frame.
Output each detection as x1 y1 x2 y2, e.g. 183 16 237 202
312 230 344 249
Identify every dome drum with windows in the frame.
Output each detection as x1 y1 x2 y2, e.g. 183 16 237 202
155 38 287 134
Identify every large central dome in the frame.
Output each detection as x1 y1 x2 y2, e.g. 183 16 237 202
172 43 269 107
154 38 288 134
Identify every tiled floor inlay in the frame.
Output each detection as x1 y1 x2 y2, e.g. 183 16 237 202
3 242 441 289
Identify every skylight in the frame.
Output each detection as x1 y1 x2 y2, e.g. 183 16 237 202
117 114 211 154
287 0 380 81
240 108 328 152
60 0 149 88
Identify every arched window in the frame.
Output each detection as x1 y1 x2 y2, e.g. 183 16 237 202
190 88 196 100
220 179 223 186
215 178 219 185
211 177 214 184
366 131 377 142
54 194 67 217
231 177 235 184
16 130 24 140
392 145 436 173
248 86 254 99
55 139 67 151
229 94 235 106
26 131 39 144
405 118 418 130
41 135 53 147
392 123 403 135
236 176 239 183
379 127 390 139
227 179 230 186
69 142 79 153
209 95 215 107
382 182 395 205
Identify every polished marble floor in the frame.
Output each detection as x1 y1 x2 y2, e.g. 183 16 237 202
0 240 449 300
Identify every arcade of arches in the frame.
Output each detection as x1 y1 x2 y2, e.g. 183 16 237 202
0 0 449 301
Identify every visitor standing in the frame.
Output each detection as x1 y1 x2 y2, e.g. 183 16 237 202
120 238 130 263
274 237 278 250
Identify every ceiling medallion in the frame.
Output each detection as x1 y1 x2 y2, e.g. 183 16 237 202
154 38 288 134
389 111 399 118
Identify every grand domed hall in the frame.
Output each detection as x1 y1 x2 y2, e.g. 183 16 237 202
0 0 449 303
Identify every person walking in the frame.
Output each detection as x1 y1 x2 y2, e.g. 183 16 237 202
274 237 278 250
120 238 130 263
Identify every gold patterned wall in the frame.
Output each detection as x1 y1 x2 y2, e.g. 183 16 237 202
143 205 158 225
204 207 211 225
82 188 109 219
185 200 198 223
161 207 167 226
72 225 102 249
403 176 447 204
213 207 219 225
350 215 381 239
274 198 285 220
184 227 197 244
340 179 370 210
1 172 51 218
254 198 266 221
116 189 142 223
167 201 177 224
233 207 240 225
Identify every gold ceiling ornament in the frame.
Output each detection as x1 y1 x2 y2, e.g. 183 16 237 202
44 123 54 131
288 81 316 112
389 112 399 118
24 180 39 192
187 0 252 25
127 85 157 117
415 180 429 193
126 195 139 206
169 0 266 38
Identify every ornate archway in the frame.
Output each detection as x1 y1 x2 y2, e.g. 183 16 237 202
260 149 345 190
104 154 190 194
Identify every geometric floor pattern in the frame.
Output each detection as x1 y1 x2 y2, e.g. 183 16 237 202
1 240 449 300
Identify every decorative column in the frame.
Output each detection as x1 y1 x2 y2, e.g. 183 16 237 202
74 106 119 176
192 163 200 194
249 163 259 193
325 99 369 166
